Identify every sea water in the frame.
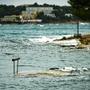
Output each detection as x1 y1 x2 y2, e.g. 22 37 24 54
0 23 90 90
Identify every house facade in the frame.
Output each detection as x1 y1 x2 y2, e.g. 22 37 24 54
26 7 53 15
21 6 55 20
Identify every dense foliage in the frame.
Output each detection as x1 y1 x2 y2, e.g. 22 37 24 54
52 6 72 20
0 5 26 18
0 3 74 22
68 0 90 21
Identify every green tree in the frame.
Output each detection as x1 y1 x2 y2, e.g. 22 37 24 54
0 5 25 18
36 12 44 19
68 0 90 21
15 6 26 15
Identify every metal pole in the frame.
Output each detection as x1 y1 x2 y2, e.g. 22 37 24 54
77 21 79 36
16 60 19 75
76 5 80 37
13 61 15 75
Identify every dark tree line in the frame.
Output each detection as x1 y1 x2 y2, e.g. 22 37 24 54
0 1 90 22
52 6 72 20
0 5 26 18
68 0 90 21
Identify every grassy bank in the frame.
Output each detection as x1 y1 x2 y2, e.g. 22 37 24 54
79 34 90 45
61 34 90 45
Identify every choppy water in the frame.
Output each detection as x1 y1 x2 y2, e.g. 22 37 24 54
0 23 90 90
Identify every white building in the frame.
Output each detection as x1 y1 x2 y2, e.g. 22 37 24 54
21 6 55 20
26 7 54 16
65 13 73 17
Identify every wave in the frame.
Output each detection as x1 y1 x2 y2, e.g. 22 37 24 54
29 36 54 43
29 35 73 43
0 35 80 47
28 35 80 46
17 67 90 77
80 22 90 25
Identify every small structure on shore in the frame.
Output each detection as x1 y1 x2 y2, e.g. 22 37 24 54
12 58 20 75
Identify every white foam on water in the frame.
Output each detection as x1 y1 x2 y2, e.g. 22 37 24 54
17 67 90 77
0 35 80 47
27 35 80 46
39 24 44 27
28 36 54 43
28 35 73 44
60 67 76 72
80 22 89 25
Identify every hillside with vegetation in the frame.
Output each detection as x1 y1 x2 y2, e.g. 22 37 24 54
0 5 26 18
0 3 75 23
0 1 90 23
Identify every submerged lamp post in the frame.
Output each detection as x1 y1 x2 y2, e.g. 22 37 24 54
77 20 79 36
76 5 81 38
12 58 20 75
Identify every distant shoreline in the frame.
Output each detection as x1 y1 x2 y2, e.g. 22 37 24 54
0 20 90 24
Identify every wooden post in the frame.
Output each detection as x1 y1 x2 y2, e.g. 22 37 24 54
76 5 80 38
12 58 20 75
16 60 19 74
13 61 15 75
77 21 79 36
